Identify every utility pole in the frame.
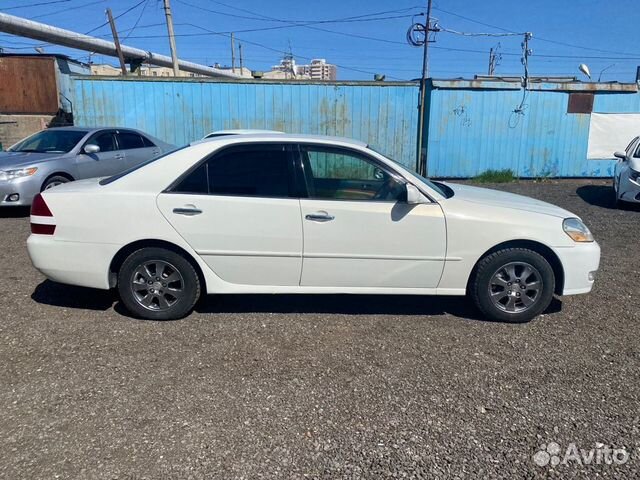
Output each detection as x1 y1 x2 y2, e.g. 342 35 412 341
487 43 501 76
162 0 179 76
239 43 243 74
230 33 236 73
488 47 495 75
416 0 433 176
106 8 127 76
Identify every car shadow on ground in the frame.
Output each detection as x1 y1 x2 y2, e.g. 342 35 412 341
32 281 563 322
194 294 563 322
576 185 640 211
31 280 116 311
0 206 30 218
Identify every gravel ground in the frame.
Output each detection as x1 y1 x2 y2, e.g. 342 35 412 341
0 179 638 479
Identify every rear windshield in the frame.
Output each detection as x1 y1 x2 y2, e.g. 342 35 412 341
99 146 186 186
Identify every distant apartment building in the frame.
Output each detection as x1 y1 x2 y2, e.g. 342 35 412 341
299 59 337 81
265 55 337 80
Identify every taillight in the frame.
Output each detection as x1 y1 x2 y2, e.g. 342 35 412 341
31 223 56 235
30 193 55 235
31 193 53 217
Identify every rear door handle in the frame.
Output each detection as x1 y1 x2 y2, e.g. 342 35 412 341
305 211 334 222
115 154 124 159
173 207 203 216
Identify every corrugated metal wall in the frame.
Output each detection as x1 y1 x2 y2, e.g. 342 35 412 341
71 77 419 169
425 81 640 178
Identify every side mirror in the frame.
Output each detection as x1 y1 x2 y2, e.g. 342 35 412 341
614 151 627 160
406 183 424 205
84 144 100 154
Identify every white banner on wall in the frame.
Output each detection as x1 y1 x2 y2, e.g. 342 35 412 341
588 113 640 159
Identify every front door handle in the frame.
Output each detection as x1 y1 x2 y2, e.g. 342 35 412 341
305 211 335 222
173 207 203 216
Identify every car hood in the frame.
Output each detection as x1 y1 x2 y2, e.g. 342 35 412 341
0 151 67 168
443 182 575 219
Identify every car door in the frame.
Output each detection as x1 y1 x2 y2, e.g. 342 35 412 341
156 143 303 286
116 130 161 169
76 130 125 179
297 144 447 288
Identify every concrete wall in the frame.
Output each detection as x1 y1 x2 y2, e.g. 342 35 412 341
0 115 54 150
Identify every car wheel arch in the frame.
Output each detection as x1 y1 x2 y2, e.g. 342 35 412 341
41 172 74 190
108 239 207 294
465 239 565 296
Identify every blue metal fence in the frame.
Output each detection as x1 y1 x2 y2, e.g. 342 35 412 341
71 77 420 170
70 76 640 178
424 79 640 178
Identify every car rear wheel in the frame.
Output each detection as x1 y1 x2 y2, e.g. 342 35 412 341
42 175 70 191
117 247 201 320
470 248 555 323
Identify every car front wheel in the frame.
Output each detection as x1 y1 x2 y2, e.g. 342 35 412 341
117 247 201 320
470 248 555 323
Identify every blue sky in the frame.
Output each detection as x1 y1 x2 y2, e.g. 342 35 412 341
1 0 640 81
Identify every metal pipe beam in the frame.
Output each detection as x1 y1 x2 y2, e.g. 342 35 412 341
0 12 240 79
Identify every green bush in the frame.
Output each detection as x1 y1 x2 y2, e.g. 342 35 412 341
473 169 516 183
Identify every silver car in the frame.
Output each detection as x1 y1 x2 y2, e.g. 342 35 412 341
614 136 640 207
0 127 174 206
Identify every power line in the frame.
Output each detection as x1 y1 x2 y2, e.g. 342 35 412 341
84 0 148 35
176 0 418 27
122 0 149 42
1 0 71 11
433 6 638 57
31 0 105 20
181 22 407 80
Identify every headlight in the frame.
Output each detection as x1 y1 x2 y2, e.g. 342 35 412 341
630 169 640 182
0 167 38 181
563 218 594 243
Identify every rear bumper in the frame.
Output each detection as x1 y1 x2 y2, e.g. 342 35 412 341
27 235 117 290
554 241 601 295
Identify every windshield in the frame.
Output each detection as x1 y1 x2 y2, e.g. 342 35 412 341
9 130 88 154
366 146 453 198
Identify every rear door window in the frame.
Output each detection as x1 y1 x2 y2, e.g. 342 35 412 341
172 144 294 198
117 131 146 150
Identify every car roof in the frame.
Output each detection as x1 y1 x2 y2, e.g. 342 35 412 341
193 133 368 148
46 126 148 133
205 129 285 136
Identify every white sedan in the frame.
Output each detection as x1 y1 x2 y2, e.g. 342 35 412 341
27 134 600 323
613 136 640 206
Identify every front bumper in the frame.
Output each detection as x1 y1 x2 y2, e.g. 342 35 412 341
618 173 640 203
554 241 601 295
0 176 41 206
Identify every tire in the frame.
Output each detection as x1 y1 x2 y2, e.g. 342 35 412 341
117 247 201 320
42 175 70 191
469 248 555 323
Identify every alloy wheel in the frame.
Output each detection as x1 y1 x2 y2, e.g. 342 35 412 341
130 260 185 311
488 261 543 313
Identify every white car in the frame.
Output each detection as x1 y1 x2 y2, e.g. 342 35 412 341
202 129 284 140
613 137 640 206
27 134 600 323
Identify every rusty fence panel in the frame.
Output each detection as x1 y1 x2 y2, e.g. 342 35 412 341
71 77 420 170
0 56 59 114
